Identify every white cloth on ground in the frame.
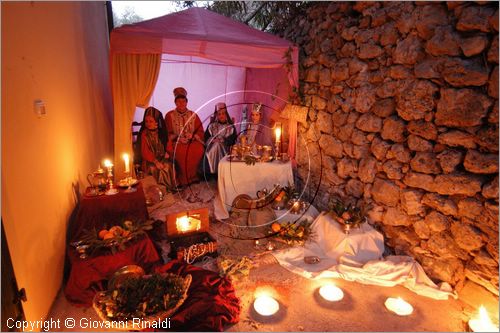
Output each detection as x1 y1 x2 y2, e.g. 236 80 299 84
273 212 457 300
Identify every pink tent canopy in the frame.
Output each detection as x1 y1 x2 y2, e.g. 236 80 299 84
109 7 299 178
110 7 299 85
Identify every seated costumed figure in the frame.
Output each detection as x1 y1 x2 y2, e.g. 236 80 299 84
241 103 273 154
204 102 237 175
165 87 205 186
138 107 176 191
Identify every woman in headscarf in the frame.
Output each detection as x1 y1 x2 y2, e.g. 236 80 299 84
165 87 205 186
204 102 237 175
138 107 176 191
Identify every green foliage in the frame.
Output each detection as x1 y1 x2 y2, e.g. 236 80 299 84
98 273 188 320
78 219 154 256
243 155 258 165
272 220 314 246
328 197 372 226
204 1 311 34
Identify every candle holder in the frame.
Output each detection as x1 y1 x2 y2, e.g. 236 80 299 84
105 164 118 195
123 172 137 193
275 141 281 160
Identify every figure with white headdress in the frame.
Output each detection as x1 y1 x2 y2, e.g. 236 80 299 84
165 87 205 186
204 102 237 175
241 103 273 150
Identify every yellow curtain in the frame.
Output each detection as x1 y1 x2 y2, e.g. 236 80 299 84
111 53 161 179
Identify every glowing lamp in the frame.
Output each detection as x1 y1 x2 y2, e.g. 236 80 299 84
254 295 279 316
319 284 344 302
384 297 413 316
469 306 498 332
176 215 201 233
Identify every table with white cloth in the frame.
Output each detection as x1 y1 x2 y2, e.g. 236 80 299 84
214 156 294 220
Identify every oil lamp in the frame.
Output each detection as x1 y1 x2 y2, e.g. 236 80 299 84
319 284 344 302
254 294 279 316
468 305 498 332
384 297 413 316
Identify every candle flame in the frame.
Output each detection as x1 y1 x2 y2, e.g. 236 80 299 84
275 127 281 141
103 159 113 168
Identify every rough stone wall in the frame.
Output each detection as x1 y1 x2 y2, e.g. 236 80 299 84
282 1 499 294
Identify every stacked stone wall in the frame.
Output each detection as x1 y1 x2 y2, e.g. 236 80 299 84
282 1 499 294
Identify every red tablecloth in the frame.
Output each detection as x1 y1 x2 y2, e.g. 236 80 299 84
64 235 160 306
68 183 149 241
154 261 241 332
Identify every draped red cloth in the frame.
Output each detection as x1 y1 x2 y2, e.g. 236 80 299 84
64 235 160 306
68 183 149 242
154 260 241 332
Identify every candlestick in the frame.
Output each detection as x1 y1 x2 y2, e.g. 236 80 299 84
103 159 118 195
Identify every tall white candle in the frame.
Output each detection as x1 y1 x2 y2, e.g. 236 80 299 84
275 127 281 143
123 153 130 173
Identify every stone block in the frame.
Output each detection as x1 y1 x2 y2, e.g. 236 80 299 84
435 88 492 127
372 178 400 206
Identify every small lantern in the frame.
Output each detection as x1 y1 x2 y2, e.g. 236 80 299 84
175 214 201 234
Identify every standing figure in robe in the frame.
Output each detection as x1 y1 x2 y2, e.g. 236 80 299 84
165 87 205 186
204 102 237 176
138 107 176 191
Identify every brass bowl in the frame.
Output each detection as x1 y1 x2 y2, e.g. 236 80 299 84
108 265 145 289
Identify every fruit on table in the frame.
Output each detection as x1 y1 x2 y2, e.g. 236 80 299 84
271 222 281 232
98 229 108 239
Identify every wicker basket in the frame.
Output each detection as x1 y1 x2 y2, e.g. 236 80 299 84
92 273 192 330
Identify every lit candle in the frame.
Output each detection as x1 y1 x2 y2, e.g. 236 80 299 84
319 284 344 302
123 153 130 173
266 241 275 251
469 306 499 332
103 159 113 168
384 297 413 316
275 127 281 143
254 295 279 316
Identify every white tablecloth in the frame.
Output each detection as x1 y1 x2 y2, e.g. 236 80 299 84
214 156 294 219
273 212 457 300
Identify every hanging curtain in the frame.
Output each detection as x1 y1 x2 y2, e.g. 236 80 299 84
111 53 161 179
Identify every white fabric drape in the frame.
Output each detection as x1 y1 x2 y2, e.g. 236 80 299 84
273 213 457 300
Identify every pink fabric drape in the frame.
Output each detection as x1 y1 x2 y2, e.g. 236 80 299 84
111 53 161 179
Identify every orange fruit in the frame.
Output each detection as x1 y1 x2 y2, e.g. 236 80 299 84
271 223 281 232
103 232 115 240
109 226 123 236
98 229 108 239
